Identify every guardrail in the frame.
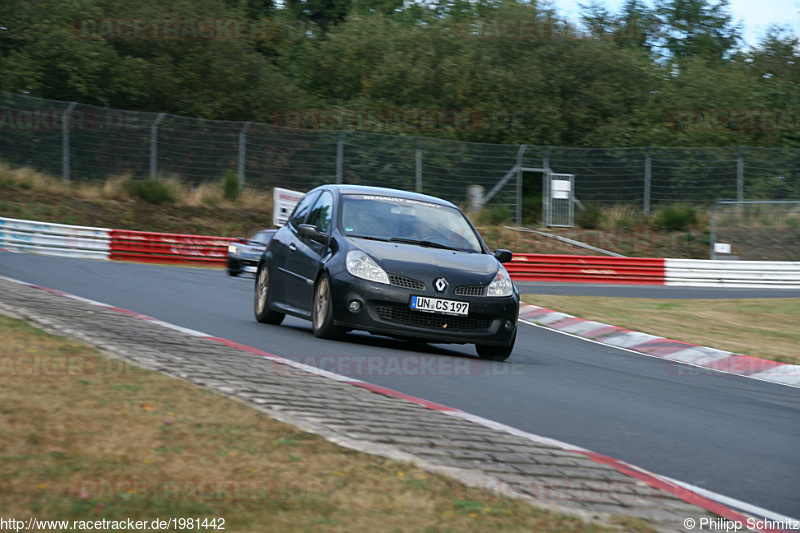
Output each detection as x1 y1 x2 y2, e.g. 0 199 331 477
507 254 666 285
109 230 236 266
0 217 110 260
3 216 800 287
666 259 800 288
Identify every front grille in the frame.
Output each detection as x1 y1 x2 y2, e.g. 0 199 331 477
375 303 492 331
455 285 486 297
389 274 426 291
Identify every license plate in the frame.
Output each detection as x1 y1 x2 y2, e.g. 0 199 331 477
410 296 469 316
243 265 257 273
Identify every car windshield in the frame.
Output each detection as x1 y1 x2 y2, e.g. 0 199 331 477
339 194 483 253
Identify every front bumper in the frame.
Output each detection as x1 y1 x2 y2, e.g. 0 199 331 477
329 276 518 346
227 256 259 273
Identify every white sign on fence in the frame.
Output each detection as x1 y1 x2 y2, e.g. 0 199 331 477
551 179 571 199
714 243 732 254
272 188 304 227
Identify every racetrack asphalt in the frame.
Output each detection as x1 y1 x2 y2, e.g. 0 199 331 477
0 275 753 532
1 251 798 529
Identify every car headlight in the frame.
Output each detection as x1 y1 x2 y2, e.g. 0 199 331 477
487 266 513 297
228 245 238 254
346 251 389 284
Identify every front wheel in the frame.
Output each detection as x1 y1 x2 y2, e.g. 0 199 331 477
312 274 345 340
254 265 285 325
476 331 515 361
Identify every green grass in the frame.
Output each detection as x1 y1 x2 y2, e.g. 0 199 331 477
522 295 800 365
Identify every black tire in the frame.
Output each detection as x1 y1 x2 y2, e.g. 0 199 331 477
227 260 240 276
476 331 515 361
254 264 285 325
312 274 345 340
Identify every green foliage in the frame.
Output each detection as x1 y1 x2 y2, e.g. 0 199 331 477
521 195 542 226
1 0 799 150
223 171 240 201
476 205 510 226
650 204 699 232
654 0 741 61
575 203 603 229
124 178 176 205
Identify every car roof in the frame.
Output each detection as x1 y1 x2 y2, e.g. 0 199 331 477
324 184 457 209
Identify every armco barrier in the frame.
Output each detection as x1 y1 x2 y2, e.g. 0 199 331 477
666 259 800 288
0 216 110 260
4 216 800 286
109 229 236 266
506 254 666 284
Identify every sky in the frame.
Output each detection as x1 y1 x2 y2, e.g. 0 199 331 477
548 0 800 48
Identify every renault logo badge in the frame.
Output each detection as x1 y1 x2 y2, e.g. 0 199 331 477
434 278 448 293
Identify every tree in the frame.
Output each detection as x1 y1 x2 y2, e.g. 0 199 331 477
654 0 741 61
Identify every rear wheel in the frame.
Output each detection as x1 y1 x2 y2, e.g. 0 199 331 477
476 331 515 361
312 274 345 339
254 265 284 325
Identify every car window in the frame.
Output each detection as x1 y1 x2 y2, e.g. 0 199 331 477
252 231 271 244
306 191 333 235
288 191 319 229
340 194 483 252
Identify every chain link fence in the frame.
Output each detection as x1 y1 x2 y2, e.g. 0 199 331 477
2 90 799 224
710 200 800 261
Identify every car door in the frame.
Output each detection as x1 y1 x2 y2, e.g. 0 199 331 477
284 190 334 311
272 191 319 306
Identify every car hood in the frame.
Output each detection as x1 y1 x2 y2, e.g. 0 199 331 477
351 239 499 282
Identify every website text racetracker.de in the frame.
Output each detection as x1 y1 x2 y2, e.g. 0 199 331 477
2 517 226 531
269 355 525 378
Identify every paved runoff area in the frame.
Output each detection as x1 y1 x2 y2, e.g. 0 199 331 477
0 276 768 532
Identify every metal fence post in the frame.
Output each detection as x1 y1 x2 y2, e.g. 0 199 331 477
516 144 526 225
644 147 652 216
543 146 551 172
238 122 251 192
336 131 346 184
415 138 422 193
62 102 77 183
542 146 552 228
150 113 166 178
737 146 744 203
710 200 719 259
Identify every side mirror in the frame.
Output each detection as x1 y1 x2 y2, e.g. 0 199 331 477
298 224 327 243
493 249 512 263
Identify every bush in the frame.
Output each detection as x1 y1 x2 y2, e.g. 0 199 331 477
594 204 645 231
650 204 698 232
124 178 176 205
521 195 542 226
476 205 510 226
223 171 240 201
575 203 602 229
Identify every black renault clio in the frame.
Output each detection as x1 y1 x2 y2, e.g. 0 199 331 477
254 185 518 360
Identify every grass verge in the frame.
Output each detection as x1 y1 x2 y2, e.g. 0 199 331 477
0 313 626 532
521 295 800 366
